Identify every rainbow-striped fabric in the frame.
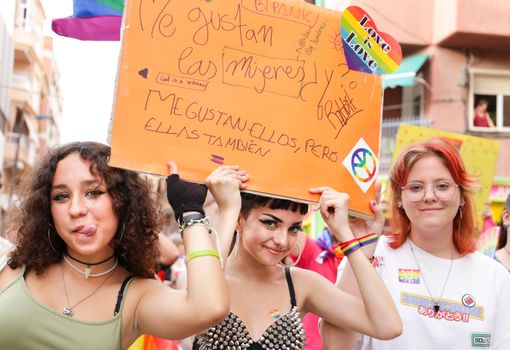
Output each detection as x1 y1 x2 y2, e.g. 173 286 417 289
52 0 124 41
477 226 500 259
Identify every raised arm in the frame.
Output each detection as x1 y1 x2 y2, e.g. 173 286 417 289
205 165 249 262
303 187 401 342
319 186 386 349
133 162 229 341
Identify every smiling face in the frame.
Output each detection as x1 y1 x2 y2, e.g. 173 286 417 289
237 206 304 266
400 155 462 234
50 152 118 261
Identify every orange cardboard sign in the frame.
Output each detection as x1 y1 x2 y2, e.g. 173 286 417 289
109 0 383 216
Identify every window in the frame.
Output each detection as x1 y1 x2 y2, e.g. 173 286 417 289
470 69 510 132
16 0 31 31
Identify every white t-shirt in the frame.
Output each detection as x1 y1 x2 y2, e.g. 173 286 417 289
361 235 510 350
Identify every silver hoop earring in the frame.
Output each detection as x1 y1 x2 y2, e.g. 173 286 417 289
280 241 302 268
115 223 125 246
47 227 59 254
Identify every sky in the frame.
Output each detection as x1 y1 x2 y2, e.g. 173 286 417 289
38 1 349 144
41 0 120 143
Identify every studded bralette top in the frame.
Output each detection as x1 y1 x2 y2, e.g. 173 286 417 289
193 267 305 350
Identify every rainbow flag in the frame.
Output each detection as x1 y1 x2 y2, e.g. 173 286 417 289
52 0 124 41
398 268 420 284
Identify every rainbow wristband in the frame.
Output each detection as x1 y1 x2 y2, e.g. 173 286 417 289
357 233 378 247
185 249 220 263
338 240 362 256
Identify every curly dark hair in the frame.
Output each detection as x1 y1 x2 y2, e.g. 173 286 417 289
8 142 160 277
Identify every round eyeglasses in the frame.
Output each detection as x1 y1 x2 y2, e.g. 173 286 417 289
401 182 459 202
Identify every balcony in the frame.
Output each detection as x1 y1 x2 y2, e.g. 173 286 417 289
3 132 38 177
10 73 40 114
13 20 44 62
435 0 510 50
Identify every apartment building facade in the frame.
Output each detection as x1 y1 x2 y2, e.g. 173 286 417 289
0 0 62 224
324 0 510 214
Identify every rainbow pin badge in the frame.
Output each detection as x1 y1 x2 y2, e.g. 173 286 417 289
342 138 378 193
269 309 281 319
340 6 402 74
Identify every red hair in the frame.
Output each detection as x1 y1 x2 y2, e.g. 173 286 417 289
387 139 476 254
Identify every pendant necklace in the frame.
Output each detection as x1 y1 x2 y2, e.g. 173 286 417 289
63 254 118 279
408 240 454 313
61 262 115 317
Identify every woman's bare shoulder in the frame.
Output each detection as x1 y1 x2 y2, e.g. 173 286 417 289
0 264 22 291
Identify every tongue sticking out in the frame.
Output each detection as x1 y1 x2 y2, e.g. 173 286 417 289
77 225 96 235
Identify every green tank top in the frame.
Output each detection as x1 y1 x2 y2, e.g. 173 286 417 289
0 266 133 350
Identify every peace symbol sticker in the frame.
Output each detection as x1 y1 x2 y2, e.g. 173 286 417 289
343 138 379 193
351 148 377 183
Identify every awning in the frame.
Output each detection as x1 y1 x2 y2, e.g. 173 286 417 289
383 54 429 89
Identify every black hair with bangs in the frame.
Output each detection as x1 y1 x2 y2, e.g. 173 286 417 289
240 193 309 218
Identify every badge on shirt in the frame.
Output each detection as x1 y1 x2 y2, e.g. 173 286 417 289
471 333 491 348
398 268 420 284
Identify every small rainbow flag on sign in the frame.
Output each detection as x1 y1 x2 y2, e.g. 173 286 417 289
52 0 124 41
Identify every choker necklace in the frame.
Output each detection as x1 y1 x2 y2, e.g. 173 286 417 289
408 241 454 313
66 252 115 266
61 264 113 317
63 254 118 279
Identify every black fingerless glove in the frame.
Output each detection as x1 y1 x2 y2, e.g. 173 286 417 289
166 174 207 221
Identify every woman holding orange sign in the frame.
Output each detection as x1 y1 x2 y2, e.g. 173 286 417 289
165 163 402 350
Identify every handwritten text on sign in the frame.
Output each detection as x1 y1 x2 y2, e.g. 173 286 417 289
110 0 383 215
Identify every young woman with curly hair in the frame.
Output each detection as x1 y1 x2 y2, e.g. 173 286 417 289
0 141 229 349
321 139 510 350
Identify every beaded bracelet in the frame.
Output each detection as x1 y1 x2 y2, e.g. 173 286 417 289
185 249 220 263
178 215 211 236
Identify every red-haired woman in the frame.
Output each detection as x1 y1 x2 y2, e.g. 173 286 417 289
321 139 510 350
